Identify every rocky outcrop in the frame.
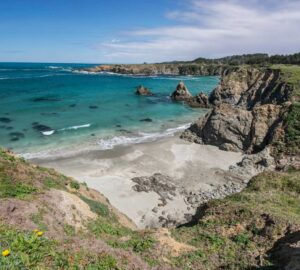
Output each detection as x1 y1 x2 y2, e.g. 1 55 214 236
182 103 283 152
80 63 227 76
229 148 275 178
186 92 211 108
269 230 300 270
171 82 211 108
209 68 292 108
135 85 153 96
171 81 193 101
181 67 293 154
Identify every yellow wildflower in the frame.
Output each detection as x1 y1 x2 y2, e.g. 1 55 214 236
36 231 44 236
2 249 10 257
33 229 39 233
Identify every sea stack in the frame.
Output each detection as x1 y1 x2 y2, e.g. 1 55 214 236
171 81 193 101
135 85 153 96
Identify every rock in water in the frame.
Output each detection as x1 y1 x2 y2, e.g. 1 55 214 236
171 81 192 101
186 92 211 108
135 85 153 96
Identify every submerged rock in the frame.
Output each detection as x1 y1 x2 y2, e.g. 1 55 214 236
135 85 153 96
32 123 53 132
89 105 98 109
32 96 61 102
0 117 12 123
171 81 192 101
140 118 153 122
9 132 25 142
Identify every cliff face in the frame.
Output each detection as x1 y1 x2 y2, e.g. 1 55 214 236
209 68 292 108
182 67 295 155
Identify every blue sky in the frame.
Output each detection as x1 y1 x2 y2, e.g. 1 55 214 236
0 0 300 63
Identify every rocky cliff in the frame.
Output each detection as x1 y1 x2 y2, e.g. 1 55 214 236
81 63 227 76
181 67 298 159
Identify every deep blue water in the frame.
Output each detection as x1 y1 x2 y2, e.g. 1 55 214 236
0 63 219 157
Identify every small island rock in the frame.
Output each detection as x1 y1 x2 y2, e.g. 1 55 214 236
135 85 153 96
171 81 192 101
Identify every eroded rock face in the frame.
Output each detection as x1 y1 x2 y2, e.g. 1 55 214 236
171 82 193 101
229 148 275 178
181 67 292 154
209 68 292 109
181 103 283 153
135 85 153 96
181 104 253 151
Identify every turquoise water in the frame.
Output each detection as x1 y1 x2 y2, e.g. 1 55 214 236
0 63 219 157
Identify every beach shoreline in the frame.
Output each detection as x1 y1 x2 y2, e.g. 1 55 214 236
31 135 244 228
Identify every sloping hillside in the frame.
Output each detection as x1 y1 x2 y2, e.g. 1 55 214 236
0 149 299 269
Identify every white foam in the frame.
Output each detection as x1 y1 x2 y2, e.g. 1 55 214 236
59 123 91 131
42 130 55 136
97 123 191 150
48 66 61 69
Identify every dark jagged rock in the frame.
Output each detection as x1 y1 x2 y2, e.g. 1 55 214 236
181 67 293 155
135 85 153 96
181 103 283 153
171 81 193 101
186 92 211 108
132 173 177 205
209 68 292 108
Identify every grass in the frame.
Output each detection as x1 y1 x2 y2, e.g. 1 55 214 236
79 195 110 217
0 148 74 198
0 224 122 269
0 176 37 199
268 65 300 155
30 209 48 232
170 170 300 270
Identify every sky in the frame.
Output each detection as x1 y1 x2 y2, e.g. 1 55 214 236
0 0 299 63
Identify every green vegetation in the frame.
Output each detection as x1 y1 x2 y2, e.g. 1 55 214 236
0 178 37 199
70 180 80 190
269 65 300 155
192 52 300 65
79 195 110 217
0 224 121 269
0 118 299 269
170 170 300 269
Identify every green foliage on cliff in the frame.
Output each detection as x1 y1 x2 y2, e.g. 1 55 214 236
192 52 300 66
171 170 300 269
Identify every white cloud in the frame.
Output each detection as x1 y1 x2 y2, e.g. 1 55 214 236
96 0 300 63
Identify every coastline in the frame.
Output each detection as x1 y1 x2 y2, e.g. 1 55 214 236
32 135 243 228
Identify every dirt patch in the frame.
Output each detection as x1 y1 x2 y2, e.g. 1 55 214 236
74 186 138 230
155 228 197 258
0 189 97 239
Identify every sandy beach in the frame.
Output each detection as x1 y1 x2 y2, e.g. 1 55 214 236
31 136 243 228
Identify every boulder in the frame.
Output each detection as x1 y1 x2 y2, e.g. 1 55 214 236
171 81 192 101
181 104 253 152
186 92 211 108
135 85 153 96
181 103 284 153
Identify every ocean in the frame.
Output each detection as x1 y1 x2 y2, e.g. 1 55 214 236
0 63 219 158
